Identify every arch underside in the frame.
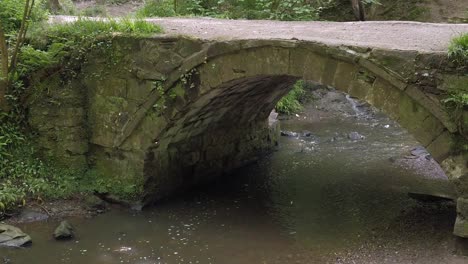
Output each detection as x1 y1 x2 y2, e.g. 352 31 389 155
143 45 458 197
135 43 467 237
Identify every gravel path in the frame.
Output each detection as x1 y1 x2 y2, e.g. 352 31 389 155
52 16 468 53
148 18 468 52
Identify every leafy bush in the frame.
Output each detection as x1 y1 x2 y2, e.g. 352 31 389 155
0 113 79 211
448 33 468 67
26 18 161 71
81 5 108 17
137 0 177 17
137 0 321 20
443 92 468 110
276 80 306 115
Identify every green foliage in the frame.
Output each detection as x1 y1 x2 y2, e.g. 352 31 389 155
0 0 49 32
0 112 142 212
0 113 24 158
137 0 177 17
0 113 80 212
443 91 468 111
276 80 306 115
0 0 26 33
41 0 77 15
39 17 161 41
25 18 161 75
256 0 318 20
0 17 162 213
80 5 108 17
448 33 468 67
137 0 323 20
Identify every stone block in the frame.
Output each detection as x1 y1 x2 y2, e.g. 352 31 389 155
333 62 358 92
454 216 468 238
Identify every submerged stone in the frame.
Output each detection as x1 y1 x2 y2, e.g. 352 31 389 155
348 132 365 141
0 224 32 248
410 146 429 157
53 221 74 240
281 131 298 137
16 209 49 223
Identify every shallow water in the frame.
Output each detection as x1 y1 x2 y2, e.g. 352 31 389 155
1 100 465 264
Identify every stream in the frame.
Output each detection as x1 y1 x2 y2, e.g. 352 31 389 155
1 88 466 264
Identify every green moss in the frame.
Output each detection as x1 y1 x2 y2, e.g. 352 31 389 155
82 169 144 201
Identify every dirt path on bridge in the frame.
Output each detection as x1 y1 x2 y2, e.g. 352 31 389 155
149 18 468 52
53 16 468 52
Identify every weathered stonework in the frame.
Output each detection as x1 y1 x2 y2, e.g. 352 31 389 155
27 36 467 237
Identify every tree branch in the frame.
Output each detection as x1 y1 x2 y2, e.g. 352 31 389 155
0 23 8 81
10 0 32 73
0 22 9 111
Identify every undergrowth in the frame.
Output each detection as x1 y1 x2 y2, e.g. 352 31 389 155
276 80 307 115
448 33 468 68
443 33 468 129
137 0 322 20
0 18 160 215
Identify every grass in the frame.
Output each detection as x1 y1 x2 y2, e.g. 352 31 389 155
448 33 468 67
24 17 161 73
42 17 161 39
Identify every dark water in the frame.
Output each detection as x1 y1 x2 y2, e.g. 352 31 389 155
1 99 466 264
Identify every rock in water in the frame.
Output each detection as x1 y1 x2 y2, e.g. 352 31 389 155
348 132 365 141
281 131 298 137
16 208 49 223
410 146 428 157
0 224 32 248
53 220 74 240
302 130 312 137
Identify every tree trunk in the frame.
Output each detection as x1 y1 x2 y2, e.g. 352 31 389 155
0 23 9 111
48 0 62 14
350 0 365 21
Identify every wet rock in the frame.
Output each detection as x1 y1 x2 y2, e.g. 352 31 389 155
404 146 432 160
84 195 107 211
302 131 312 137
408 192 453 203
53 220 74 240
131 202 144 211
347 132 365 141
281 131 298 137
455 237 468 256
0 224 32 248
16 208 49 223
410 146 429 157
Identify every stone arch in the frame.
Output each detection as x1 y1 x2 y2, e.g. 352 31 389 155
135 40 466 236
28 36 466 237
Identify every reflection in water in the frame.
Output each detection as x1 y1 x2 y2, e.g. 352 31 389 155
1 96 465 264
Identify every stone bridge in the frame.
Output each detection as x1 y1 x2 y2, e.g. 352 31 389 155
30 18 468 236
